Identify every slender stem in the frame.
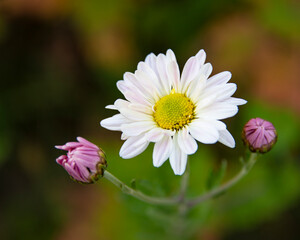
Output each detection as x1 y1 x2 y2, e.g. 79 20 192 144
178 161 190 202
103 170 179 206
187 153 258 208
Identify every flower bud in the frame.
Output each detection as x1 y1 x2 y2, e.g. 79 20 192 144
55 137 107 183
242 118 277 153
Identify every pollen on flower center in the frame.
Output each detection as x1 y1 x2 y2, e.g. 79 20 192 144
153 92 195 131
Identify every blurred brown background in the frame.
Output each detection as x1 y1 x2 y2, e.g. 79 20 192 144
0 0 299 239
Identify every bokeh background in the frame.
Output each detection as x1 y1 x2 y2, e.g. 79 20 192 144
0 0 300 239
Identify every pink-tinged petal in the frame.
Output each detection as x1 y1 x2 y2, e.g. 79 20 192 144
118 80 150 106
55 137 106 183
65 142 82 148
77 137 99 150
195 49 206 66
153 135 172 167
177 127 198 154
242 118 277 153
199 63 212 79
123 72 155 104
56 155 67 165
119 135 149 159
72 156 99 170
156 54 172 94
181 56 201 92
137 61 164 98
186 73 206 102
64 164 85 182
135 69 159 103
55 145 65 150
145 53 158 74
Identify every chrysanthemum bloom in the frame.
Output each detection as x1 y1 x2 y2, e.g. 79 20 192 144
101 49 246 175
242 118 277 153
56 137 107 183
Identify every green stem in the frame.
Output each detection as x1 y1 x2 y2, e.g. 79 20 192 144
187 153 258 208
178 161 190 203
103 170 179 206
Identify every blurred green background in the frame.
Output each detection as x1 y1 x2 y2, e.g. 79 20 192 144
0 0 300 239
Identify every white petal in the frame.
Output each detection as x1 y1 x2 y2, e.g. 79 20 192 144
199 63 212 79
116 80 127 94
196 49 206 66
181 56 201 92
224 97 247 105
105 104 117 110
169 135 188 175
202 83 237 102
195 94 217 113
186 74 206 102
167 61 180 92
145 128 164 142
128 103 153 115
189 120 219 144
135 69 159 102
114 99 130 110
145 53 157 72
166 49 176 61
121 133 129 140
100 114 129 131
119 107 152 121
177 127 198 154
153 135 172 167
124 72 155 104
117 81 148 106
120 135 149 159
199 103 238 120
121 121 154 136
137 61 164 97
218 129 235 148
212 120 227 130
124 91 152 106
156 54 172 94
207 71 232 87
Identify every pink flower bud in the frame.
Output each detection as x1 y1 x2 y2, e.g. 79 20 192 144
242 118 277 153
55 137 107 183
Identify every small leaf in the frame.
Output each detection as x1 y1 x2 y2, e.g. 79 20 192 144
206 160 227 190
239 156 245 165
130 179 136 189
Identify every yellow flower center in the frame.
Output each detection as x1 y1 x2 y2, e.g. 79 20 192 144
153 91 195 131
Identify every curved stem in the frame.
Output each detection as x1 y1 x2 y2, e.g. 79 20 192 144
103 170 179 206
187 153 258 208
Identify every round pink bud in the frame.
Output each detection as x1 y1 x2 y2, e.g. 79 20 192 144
242 118 277 153
55 137 107 183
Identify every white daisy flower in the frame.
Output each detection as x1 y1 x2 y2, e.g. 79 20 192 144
100 49 246 175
